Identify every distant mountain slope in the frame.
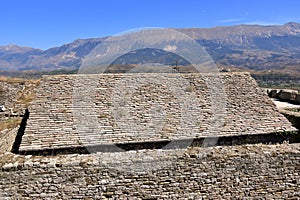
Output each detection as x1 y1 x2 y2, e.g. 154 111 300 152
0 38 103 71
1 22 300 72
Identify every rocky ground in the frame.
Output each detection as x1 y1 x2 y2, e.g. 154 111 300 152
0 75 299 199
272 99 300 109
0 77 40 153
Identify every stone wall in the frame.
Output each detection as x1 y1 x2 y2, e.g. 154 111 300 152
0 81 24 113
0 78 39 153
0 128 18 153
267 89 300 104
20 73 297 152
1 73 300 199
280 109 300 130
0 143 299 199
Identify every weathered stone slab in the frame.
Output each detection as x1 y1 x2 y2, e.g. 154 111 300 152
19 73 297 151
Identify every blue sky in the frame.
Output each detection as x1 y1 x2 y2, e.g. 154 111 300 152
1 0 300 50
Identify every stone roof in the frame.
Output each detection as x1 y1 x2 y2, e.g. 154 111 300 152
19 72 297 151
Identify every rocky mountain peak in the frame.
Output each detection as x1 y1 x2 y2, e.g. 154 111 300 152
0 44 41 53
284 22 300 34
1 23 300 72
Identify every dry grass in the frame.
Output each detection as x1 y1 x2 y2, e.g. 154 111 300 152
0 76 40 84
10 77 41 107
0 76 27 84
17 87 40 107
0 76 41 109
0 117 21 131
19 94 36 107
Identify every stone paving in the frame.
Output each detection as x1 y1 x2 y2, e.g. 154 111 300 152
20 72 297 151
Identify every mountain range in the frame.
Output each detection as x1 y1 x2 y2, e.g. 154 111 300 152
1 22 300 73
